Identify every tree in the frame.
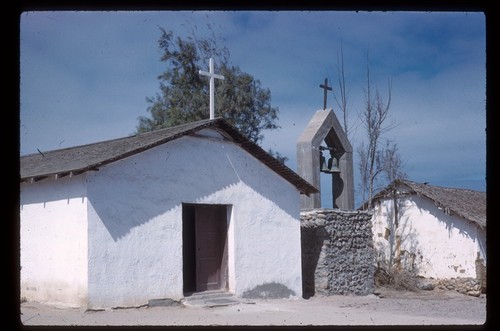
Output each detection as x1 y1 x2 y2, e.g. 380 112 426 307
332 40 351 138
267 148 289 164
381 140 407 184
137 27 280 147
357 57 404 209
356 59 411 287
380 141 408 271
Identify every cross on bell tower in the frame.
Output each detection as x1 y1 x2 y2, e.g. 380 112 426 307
199 58 225 119
319 78 333 110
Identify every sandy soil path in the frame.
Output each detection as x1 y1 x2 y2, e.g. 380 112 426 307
19 287 487 326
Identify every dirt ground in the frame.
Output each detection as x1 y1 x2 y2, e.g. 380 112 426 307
19 286 487 327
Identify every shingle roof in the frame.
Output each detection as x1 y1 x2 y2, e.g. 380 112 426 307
369 179 486 229
20 118 318 195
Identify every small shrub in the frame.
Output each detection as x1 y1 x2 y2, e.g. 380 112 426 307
375 266 419 292
391 268 419 291
374 267 392 286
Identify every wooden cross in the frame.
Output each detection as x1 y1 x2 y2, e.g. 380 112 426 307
199 58 225 119
319 78 333 110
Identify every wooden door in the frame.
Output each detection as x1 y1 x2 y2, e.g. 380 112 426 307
195 206 227 291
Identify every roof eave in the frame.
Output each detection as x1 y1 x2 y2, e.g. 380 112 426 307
20 118 319 195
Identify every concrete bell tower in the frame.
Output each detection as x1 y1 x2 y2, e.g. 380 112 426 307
297 109 354 210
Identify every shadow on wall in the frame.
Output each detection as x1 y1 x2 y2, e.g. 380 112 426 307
86 140 241 241
87 177 239 242
86 136 301 242
414 196 477 240
301 225 327 299
20 175 86 205
377 197 421 274
382 195 482 277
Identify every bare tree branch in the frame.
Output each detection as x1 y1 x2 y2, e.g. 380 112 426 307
358 52 403 209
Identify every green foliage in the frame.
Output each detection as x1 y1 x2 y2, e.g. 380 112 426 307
267 149 289 164
137 27 280 145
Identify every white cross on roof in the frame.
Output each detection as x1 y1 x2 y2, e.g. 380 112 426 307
199 58 225 119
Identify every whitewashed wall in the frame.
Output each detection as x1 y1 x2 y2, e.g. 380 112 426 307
85 129 302 308
20 176 88 307
372 193 485 279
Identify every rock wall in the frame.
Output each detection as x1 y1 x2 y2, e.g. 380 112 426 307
301 209 374 298
433 255 487 297
433 277 485 297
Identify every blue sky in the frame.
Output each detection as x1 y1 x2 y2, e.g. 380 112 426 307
20 11 486 207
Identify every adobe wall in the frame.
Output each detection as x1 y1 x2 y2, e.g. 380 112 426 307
301 209 374 298
20 175 89 308
86 131 303 308
372 194 485 279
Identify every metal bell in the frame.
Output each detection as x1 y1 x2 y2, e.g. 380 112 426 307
327 157 341 173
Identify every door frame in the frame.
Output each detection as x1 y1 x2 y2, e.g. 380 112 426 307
182 203 229 294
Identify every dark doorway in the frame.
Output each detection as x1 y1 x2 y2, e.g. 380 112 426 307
182 204 228 294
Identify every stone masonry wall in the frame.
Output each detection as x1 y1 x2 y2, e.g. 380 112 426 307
301 209 374 298
432 277 484 297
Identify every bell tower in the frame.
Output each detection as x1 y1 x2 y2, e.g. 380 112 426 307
296 108 354 210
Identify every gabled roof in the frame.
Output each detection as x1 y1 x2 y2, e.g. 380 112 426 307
20 118 318 196
368 179 486 229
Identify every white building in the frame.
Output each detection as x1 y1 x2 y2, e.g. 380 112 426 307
369 180 486 280
20 118 317 309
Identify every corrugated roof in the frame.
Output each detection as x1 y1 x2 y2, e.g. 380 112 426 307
20 118 318 196
369 179 486 229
